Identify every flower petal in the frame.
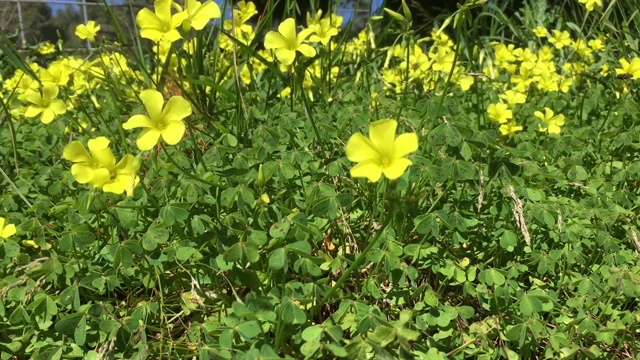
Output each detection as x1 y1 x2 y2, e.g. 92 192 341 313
264 32 287 50
40 109 56 124
350 160 383 182
91 168 111 187
63 141 91 163
161 96 192 123
275 48 296 66
278 18 297 44
346 133 380 162
139 89 165 121
161 120 186 145
136 128 162 150
393 132 418 158
123 114 154 130
71 163 95 184
1 223 16 238
382 158 413 180
50 100 67 115
369 119 397 158
297 44 317 58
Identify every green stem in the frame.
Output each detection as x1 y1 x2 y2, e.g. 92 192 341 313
311 213 393 319
162 146 227 190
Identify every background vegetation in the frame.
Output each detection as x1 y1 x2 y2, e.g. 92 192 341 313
1 0 639 359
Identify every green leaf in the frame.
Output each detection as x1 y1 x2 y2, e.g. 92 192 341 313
368 325 396 346
236 320 261 340
519 294 543 316
301 325 323 342
478 269 505 286
74 314 87 346
160 203 190 226
268 248 287 271
269 221 290 238
281 299 306 325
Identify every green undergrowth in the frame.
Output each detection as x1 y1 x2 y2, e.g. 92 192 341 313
0 0 639 359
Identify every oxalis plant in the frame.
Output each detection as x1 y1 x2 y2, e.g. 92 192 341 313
1 0 640 359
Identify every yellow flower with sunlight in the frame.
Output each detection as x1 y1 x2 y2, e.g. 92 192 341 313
615 58 640 79
499 121 523 136
237 0 258 23
535 107 565 134
578 0 602 11
20 84 67 124
548 30 571 49
103 155 142 196
429 46 455 73
264 18 316 66
40 62 71 87
588 38 604 51
63 137 116 187
308 18 339 45
38 42 56 55
177 0 221 31
499 90 527 106
0 217 17 239
533 26 548 38
122 89 192 150
75 20 101 42
63 137 141 195
345 119 418 182
136 0 188 43
487 102 512 123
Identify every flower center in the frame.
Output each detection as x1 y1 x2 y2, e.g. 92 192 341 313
157 122 166 131
381 157 391 168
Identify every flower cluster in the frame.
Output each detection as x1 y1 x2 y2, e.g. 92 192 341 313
63 137 142 196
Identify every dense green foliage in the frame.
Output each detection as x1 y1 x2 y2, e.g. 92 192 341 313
1 0 639 359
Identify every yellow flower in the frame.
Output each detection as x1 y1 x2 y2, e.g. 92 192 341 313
63 138 142 195
615 58 640 79
38 42 56 55
177 0 221 31
75 20 101 42
430 46 455 73
308 18 339 45
535 107 565 134
533 26 548 38
499 121 523 136
264 18 316 66
487 102 512 124
136 0 188 43
122 89 192 150
548 30 571 49
102 155 142 196
63 137 116 187
499 90 527 106
345 119 418 182
19 84 67 124
0 217 17 239
588 38 604 51
578 0 602 11
236 0 258 23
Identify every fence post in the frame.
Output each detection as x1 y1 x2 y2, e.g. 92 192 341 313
16 0 26 48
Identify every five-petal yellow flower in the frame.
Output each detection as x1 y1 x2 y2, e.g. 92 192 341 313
136 0 188 43
75 20 101 42
20 84 67 124
535 107 565 134
122 89 192 150
63 136 116 187
264 18 316 66
345 119 418 182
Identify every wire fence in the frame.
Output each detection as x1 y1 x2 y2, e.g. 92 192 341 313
4 0 96 49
